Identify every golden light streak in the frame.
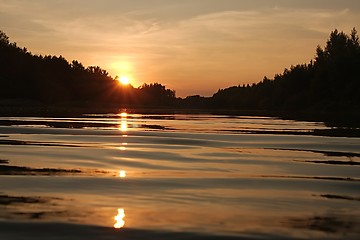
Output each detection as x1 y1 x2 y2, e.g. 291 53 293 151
120 122 127 132
119 112 128 132
119 170 126 178
119 142 127 151
114 208 126 229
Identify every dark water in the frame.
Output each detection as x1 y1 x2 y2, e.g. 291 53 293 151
0 113 359 239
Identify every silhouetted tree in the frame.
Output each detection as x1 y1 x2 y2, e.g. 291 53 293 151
211 28 360 113
0 30 177 107
1 28 359 113
136 83 176 106
0 30 10 45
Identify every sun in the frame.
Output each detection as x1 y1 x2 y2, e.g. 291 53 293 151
119 76 130 85
115 75 131 85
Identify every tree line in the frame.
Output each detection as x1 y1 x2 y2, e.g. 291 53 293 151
206 28 360 113
0 31 176 107
1 29 359 114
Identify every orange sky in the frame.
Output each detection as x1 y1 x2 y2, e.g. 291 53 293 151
1 0 359 97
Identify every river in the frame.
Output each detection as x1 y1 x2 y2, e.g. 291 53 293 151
0 113 359 239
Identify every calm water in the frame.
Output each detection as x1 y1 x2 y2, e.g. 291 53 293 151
0 113 359 239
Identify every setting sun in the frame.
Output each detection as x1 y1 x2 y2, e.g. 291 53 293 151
119 76 130 85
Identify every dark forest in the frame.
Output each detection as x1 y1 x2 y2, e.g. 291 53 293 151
1 29 359 116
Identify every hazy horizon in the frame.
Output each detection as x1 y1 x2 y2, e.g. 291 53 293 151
1 0 359 97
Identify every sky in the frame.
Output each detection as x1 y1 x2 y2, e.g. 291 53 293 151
1 0 359 97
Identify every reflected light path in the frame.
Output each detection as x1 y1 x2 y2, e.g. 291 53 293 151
119 170 126 178
114 208 126 229
119 112 128 149
118 112 128 179
120 121 127 132
119 142 127 151
119 112 128 133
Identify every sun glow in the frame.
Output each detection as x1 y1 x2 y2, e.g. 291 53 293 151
119 75 130 85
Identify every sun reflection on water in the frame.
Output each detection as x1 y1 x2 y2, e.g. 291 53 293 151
118 112 128 149
120 121 127 132
115 113 127 229
114 208 126 229
120 112 127 118
119 170 126 178
119 142 127 151
119 112 128 132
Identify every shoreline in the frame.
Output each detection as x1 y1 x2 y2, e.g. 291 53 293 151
0 104 359 127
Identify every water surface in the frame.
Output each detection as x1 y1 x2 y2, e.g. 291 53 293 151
0 114 359 239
